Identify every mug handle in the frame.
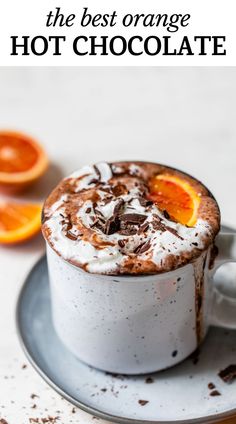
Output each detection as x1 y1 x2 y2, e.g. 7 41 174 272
210 232 236 329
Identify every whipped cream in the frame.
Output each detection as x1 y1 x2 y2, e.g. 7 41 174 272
42 162 215 275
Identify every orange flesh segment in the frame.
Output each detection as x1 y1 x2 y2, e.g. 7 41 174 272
149 174 200 226
0 134 38 173
0 203 42 243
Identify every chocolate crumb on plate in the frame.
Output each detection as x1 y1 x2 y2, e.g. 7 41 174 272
0 419 9 424
210 390 221 397
208 382 216 390
145 377 154 384
218 364 236 383
138 399 149 406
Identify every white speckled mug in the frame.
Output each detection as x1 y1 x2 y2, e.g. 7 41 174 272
46 232 236 374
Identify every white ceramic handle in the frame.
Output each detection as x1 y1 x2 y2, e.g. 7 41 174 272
210 233 236 329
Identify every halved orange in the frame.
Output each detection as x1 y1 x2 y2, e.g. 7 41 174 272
0 131 48 192
0 202 42 244
148 174 200 226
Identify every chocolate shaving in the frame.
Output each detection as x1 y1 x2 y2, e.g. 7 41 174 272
163 209 170 219
166 226 184 240
88 178 98 185
99 187 112 194
85 207 92 213
91 220 105 232
119 227 137 236
113 199 125 215
118 239 125 248
105 216 120 235
134 239 151 254
120 213 147 225
94 209 106 221
218 365 236 383
103 195 113 204
138 222 149 234
139 197 153 207
152 219 166 232
94 164 101 180
65 230 78 241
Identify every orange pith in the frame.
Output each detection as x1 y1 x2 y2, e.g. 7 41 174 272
0 131 48 192
0 202 42 244
148 174 200 226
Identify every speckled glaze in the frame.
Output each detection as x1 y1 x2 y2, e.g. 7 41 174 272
46 245 211 374
46 232 236 374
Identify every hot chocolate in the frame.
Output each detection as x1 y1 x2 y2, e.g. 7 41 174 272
42 161 220 275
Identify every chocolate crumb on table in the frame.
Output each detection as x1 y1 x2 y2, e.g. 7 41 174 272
218 364 236 383
29 417 59 423
138 400 149 406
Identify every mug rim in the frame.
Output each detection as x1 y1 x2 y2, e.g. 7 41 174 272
42 160 220 280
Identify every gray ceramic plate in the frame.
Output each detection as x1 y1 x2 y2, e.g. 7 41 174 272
16 239 236 424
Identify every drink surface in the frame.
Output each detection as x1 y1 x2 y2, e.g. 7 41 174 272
42 162 220 275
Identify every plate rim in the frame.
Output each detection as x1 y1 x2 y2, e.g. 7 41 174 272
15 254 236 424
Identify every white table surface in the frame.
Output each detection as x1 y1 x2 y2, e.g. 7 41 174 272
0 67 236 424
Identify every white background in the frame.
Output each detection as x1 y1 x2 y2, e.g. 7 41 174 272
0 67 236 423
0 0 235 65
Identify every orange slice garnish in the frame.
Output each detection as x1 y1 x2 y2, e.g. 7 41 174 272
0 202 42 244
149 174 200 226
0 131 48 192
